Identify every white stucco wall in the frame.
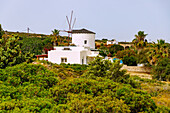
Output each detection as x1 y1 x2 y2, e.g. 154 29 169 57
80 51 89 64
48 47 90 64
72 33 95 49
48 50 81 64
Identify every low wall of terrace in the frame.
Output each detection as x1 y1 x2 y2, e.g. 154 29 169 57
121 65 151 73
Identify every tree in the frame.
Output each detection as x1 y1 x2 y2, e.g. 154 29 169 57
20 37 44 55
0 30 33 69
123 56 137 66
116 49 137 59
43 37 53 54
99 46 109 57
116 50 137 66
0 24 4 38
137 48 149 64
83 56 129 82
101 38 108 43
134 31 148 42
152 58 170 81
133 31 148 49
109 44 124 56
51 29 60 46
147 39 169 65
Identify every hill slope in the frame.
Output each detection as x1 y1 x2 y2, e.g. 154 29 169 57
0 62 169 112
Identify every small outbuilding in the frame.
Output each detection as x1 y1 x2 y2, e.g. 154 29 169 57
107 40 117 45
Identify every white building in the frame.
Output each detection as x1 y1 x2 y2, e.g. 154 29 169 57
48 28 99 64
107 40 117 45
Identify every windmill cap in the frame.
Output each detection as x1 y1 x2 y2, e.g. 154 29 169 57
72 28 96 34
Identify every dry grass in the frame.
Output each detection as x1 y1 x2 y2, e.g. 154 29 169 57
131 74 170 108
127 71 152 79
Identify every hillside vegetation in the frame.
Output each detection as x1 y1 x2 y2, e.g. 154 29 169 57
0 25 169 112
0 59 169 112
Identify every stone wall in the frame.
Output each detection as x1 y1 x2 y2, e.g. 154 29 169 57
121 65 151 73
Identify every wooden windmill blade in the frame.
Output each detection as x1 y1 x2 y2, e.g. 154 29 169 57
69 10 73 30
64 11 76 45
66 16 71 31
72 18 76 30
59 30 68 33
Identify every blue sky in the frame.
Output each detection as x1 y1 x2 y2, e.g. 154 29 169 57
0 0 170 42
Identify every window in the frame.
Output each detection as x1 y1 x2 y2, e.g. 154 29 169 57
84 40 87 44
61 58 67 63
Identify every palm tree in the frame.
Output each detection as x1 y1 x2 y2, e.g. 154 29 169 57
51 29 60 46
133 31 148 50
134 31 148 42
147 39 169 65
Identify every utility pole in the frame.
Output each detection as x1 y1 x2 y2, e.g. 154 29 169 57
27 27 30 33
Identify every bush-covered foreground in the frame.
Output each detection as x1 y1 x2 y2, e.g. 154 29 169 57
0 63 169 112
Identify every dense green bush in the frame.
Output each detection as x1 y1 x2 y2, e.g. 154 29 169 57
0 63 159 112
20 37 44 55
152 58 170 81
83 56 140 88
109 44 124 56
19 36 53 56
123 56 137 66
137 48 149 64
116 50 137 59
51 78 156 112
99 46 109 57
37 60 83 79
0 63 59 112
0 63 58 88
83 56 128 81
60 63 88 71
116 50 137 66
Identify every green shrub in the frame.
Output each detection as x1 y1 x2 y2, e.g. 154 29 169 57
109 44 124 56
83 56 128 81
0 62 159 112
123 56 137 66
0 63 59 112
137 48 149 64
99 46 109 57
83 56 141 88
51 78 156 112
152 58 170 81
0 63 58 88
116 49 137 59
